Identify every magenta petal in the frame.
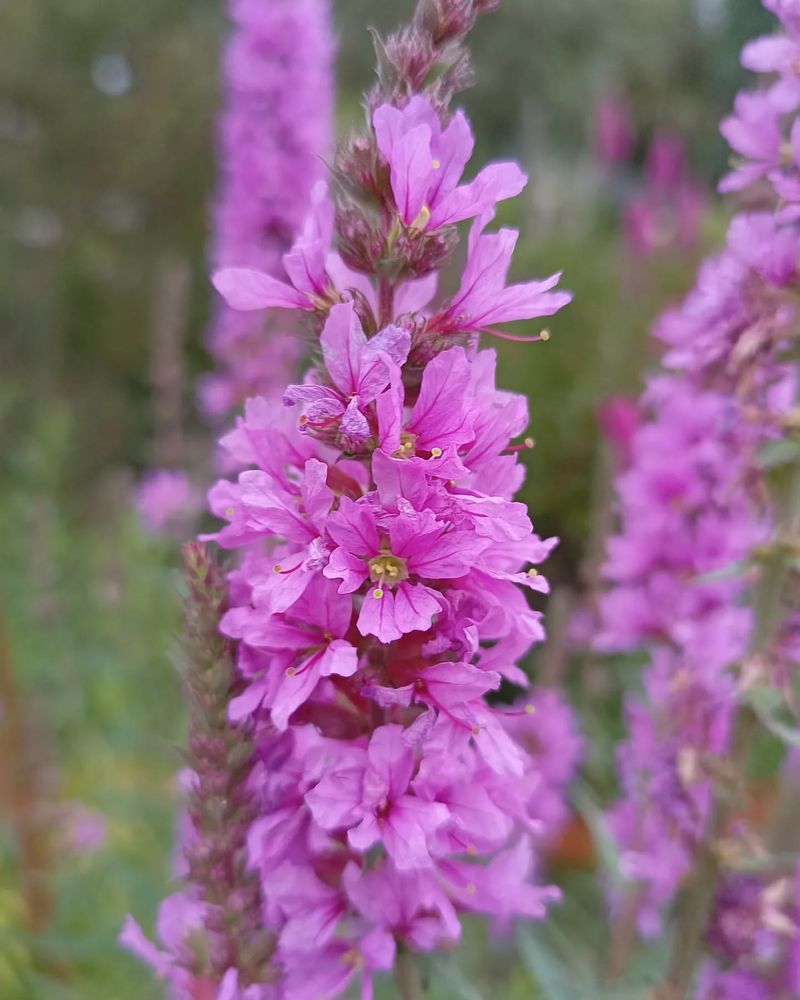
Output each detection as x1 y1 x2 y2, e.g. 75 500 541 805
357 588 402 643
271 658 322 730
319 639 359 678
429 161 527 229
228 679 269 722
348 813 381 852
320 300 366 395
212 267 310 311
392 583 442 635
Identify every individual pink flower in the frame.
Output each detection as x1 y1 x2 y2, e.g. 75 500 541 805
428 213 572 339
324 503 482 642
719 88 793 193
135 469 198 535
439 839 562 918
284 300 410 444
223 576 358 730
375 345 474 473
343 861 460 950
306 724 450 870
372 96 526 231
120 894 208 998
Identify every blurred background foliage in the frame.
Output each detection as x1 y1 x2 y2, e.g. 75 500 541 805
0 0 775 996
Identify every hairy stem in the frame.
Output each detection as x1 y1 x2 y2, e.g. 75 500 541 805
181 543 276 987
378 277 396 330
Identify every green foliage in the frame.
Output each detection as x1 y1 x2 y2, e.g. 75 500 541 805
0 402 184 998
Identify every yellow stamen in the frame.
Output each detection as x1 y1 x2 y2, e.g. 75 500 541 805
368 554 408 589
430 446 443 458
539 329 551 342
285 667 296 677
373 588 384 599
525 703 536 715
527 568 538 578
466 883 477 895
431 158 441 169
471 725 480 736
273 564 282 574
225 506 234 518
524 437 535 449
411 205 431 230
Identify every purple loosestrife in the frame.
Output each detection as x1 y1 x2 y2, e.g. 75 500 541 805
121 544 275 999
202 0 334 419
197 1 574 995
599 1 800 994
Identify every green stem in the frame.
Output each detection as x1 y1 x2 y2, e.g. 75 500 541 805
660 451 800 998
394 951 425 1000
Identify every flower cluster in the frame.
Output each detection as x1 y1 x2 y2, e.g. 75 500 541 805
697 867 800 1000
592 95 706 259
202 0 334 418
181 2 575 995
599 0 800 988
622 130 706 258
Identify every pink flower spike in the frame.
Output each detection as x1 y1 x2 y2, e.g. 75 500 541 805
213 181 337 312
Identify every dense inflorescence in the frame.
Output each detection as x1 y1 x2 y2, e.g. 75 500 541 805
599 1 800 993
202 0 334 419
123 2 579 998
121 544 275 999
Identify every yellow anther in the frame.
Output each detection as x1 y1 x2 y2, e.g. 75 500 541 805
471 725 480 736
286 667 296 677
430 447 442 458
524 437 535 449
411 205 431 230
525 703 536 715
539 329 551 342
527 568 538 578
467 843 478 856
466 883 477 895
368 554 408 589
373 588 384 600
273 564 282 574
225 506 234 517
431 158 441 169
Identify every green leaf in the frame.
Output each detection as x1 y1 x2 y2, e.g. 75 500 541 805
515 927 580 1000
424 953 487 1000
759 438 800 470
